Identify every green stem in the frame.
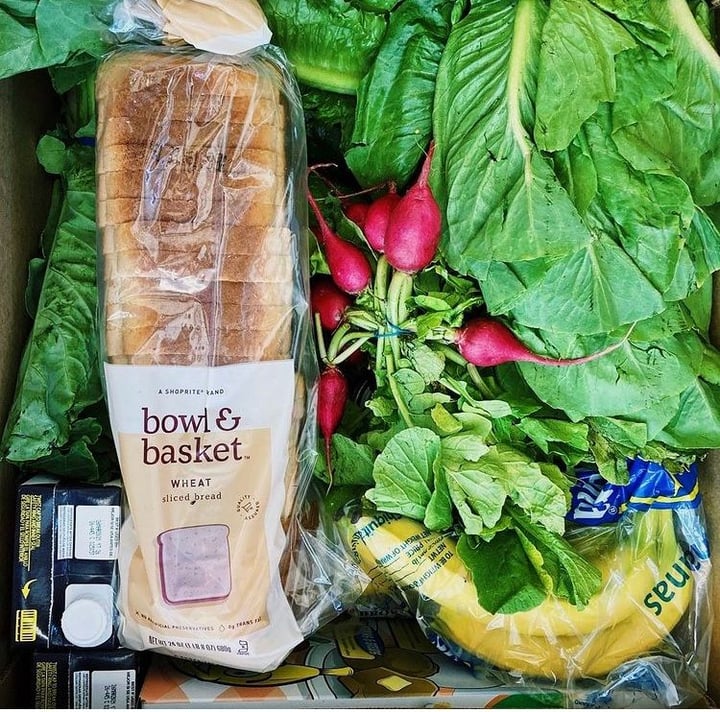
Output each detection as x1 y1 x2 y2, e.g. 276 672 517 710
395 272 414 325
336 330 373 353
374 256 391 374
374 255 390 311
314 313 328 364
433 343 495 398
435 342 468 367
326 322 352 363
385 351 414 428
344 310 379 332
467 364 495 399
386 271 413 364
333 335 373 365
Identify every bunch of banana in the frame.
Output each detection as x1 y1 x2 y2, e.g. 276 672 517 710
335 507 696 680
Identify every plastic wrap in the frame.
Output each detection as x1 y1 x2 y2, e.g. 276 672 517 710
95 45 363 672
334 460 712 706
109 0 271 54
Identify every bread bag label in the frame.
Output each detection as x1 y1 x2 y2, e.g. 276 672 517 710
105 360 303 670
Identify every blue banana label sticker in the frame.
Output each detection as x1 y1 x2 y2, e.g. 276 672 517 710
568 459 700 526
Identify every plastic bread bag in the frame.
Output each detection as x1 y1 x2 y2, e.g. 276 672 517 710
109 0 271 55
333 459 711 707
95 44 365 672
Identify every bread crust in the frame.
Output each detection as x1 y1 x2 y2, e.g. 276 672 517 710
96 49 296 367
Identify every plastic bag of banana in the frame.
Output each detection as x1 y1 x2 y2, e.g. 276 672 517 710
333 459 711 707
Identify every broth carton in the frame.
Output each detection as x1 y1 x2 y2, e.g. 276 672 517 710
32 649 140 709
12 475 122 650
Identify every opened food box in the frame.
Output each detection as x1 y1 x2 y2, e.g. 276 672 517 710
1 1 720 709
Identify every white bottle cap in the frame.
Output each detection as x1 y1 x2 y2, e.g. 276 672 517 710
61 598 110 648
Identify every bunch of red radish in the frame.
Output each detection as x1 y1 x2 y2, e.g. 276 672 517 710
309 142 442 479
309 141 627 480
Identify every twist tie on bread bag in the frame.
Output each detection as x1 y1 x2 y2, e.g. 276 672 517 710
110 0 271 54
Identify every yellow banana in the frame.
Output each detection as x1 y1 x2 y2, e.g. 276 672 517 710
493 508 679 638
336 508 695 680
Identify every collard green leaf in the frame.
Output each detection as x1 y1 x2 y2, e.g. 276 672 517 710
1 1 38 17
262 0 387 94
35 0 109 67
0 9 46 80
481 231 667 335
346 0 455 187
588 0 672 54
0 1 110 83
534 0 635 152
685 208 720 293
519 329 702 418
367 427 441 519
433 0 592 269
349 0 396 10
1 144 106 478
658 379 720 449
611 0 720 206
581 111 697 299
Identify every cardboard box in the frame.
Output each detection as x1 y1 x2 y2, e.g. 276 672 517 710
2 34 720 712
139 617 568 709
0 70 59 708
139 616 709 709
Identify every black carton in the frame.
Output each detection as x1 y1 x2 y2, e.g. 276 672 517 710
12 476 122 650
33 649 139 709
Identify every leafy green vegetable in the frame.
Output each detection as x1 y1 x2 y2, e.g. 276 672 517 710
0 0 111 87
511 508 603 606
349 0 396 11
429 0 720 457
261 0 387 94
456 501 603 615
346 0 455 187
534 0 635 152
301 87 357 163
1 140 113 481
457 529 545 613
366 427 440 519
432 0 592 269
517 328 703 419
315 433 376 486
610 0 720 206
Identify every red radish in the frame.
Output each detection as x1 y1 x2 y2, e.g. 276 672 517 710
318 366 348 482
362 184 400 252
311 275 353 331
455 317 628 368
384 143 442 274
308 191 372 295
344 201 369 229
